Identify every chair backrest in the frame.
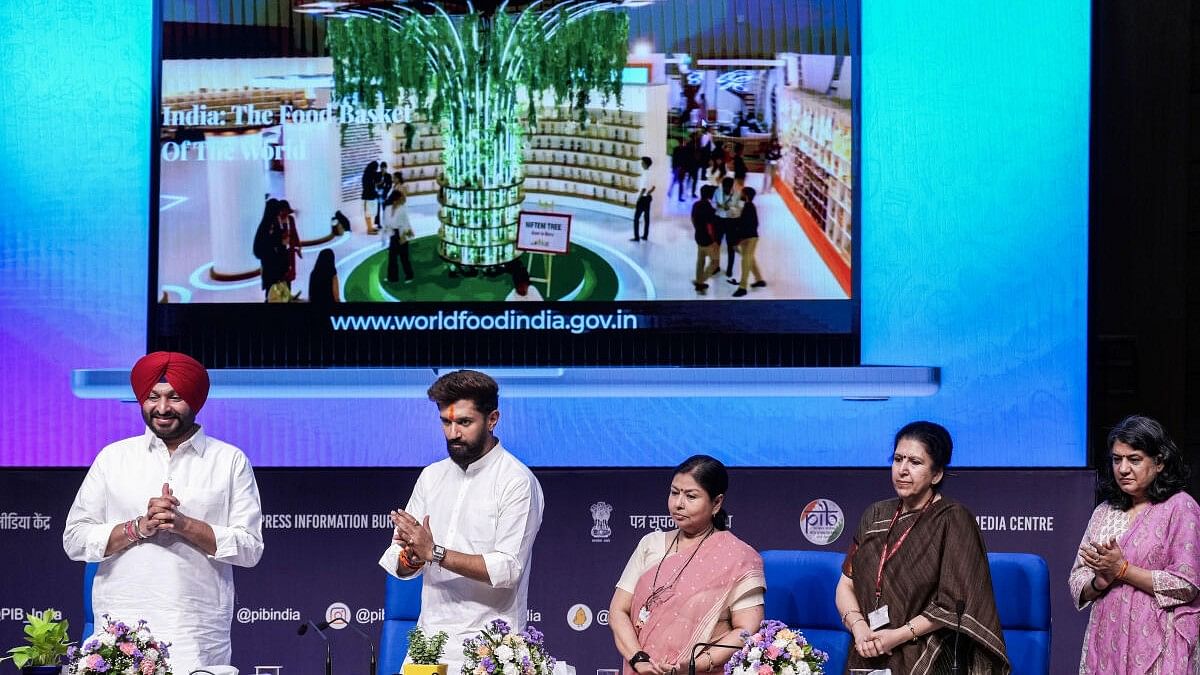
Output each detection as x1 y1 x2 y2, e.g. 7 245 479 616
81 562 98 641
378 575 422 675
761 550 849 675
987 552 1051 675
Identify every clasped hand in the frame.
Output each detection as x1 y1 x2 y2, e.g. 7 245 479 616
142 483 190 537
390 509 434 561
631 658 677 675
851 622 903 659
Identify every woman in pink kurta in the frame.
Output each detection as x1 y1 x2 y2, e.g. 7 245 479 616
1070 415 1200 674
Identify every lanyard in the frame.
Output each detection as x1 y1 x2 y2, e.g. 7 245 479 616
874 493 936 604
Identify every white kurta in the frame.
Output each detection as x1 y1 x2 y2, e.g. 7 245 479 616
379 444 544 672
63 428 264 674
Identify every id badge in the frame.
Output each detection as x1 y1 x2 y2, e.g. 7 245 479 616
867 604 890 630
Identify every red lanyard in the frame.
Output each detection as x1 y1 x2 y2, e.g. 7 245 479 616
874 494 935 604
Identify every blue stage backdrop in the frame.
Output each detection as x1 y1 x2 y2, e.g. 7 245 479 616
0 0 1090 468
0 467 1095 674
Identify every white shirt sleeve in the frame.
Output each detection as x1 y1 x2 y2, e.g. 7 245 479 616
63 452 121 563
207 452 264 567
480 473 543 590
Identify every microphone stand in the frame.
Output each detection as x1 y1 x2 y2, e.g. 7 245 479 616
330 617 378 675
951 600 965 674
689 641 744 675
298 619 333 675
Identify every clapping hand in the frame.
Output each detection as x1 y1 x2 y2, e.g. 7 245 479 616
1080 537 1124 585
143 483 179 537
390 509 434 561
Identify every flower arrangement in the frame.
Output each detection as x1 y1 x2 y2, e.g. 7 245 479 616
725 620 828 675
67 615 172 675
460 619 555 675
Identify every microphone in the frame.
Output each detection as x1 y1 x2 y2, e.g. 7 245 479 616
689 641 744 675
298 620 333 675
951 600 965 673
328 617 378 675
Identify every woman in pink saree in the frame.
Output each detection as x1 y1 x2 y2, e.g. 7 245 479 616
1070 415 1200 673
609 455 765 675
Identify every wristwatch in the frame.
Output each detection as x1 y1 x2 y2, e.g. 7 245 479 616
431 544 447 564
628 651 651 669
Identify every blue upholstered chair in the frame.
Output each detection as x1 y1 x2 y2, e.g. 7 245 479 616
987 552 1050 675
761 550 849 675
377 574 422 675
81 562 98 641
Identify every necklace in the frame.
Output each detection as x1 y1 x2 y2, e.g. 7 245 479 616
637 527 715 626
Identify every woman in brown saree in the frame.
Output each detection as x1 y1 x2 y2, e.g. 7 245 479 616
609 455 765 675
835 422 1009 674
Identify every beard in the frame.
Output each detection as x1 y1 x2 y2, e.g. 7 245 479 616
143 411 195 443
446 435 490 467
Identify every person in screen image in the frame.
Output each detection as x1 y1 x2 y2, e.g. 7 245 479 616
691 184 720 294
63 352 264 675
609 455 765 675
278 200 302 290
835 421 1009 674
669 140 690 202
686 130 703 198
761 139 782 195
714 177 743 282
1069 415 1200 673
307 248 339 306
361 160 380 234
380 370 544 674
381 183 415 284
376 161 393 227
632 156 655 242
252 198 288 301
505 262 543 301
729 187 765 297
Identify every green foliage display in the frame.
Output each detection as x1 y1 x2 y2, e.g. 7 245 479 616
1 609 72 669
406 627 449 665
325 2 630 269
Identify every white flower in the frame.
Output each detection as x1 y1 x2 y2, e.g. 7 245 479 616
517 647 531 661
773 638 789 650
747 648 762 661
494 645 515 662
781 666 795 675
136 629 152 642
793 663 811 675
502 664 518 675
143 649 159 662
736 666 755 675
99 633 117 647
124 666 138 675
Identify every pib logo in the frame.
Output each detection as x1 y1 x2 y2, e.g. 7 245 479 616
800 499 844 545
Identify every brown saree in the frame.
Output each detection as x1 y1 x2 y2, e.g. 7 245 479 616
842 497 1010 675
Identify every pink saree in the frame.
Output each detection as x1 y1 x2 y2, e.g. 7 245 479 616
1078 491 1200 674
625 530 764 674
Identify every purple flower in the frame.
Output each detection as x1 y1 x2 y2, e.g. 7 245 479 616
86 654 110 673
489 619 511 635
83 639 99 652
481 657 495 673
67 646 78 660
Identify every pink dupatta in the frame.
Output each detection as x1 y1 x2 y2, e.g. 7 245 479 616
1083 491 1200 674
625 531 764 673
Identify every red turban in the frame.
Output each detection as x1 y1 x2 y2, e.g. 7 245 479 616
130 351 211 412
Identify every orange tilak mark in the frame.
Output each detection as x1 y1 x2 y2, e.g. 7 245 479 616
448 404 455 421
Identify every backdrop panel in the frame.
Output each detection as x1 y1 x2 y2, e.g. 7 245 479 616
0 468 1093 674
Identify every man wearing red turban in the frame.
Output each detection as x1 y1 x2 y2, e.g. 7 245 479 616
64 351 264 674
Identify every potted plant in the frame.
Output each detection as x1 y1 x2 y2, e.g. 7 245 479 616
1 608 72 675
402 627 449 675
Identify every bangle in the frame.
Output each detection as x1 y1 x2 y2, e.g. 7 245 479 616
704 653 715 672
848 617 865 631
1090 576 1104 593
123 519 138 543
398 548 423 571
906 621 919 641
134 516 150 539
1116 559 1130 581
841 608 862 624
